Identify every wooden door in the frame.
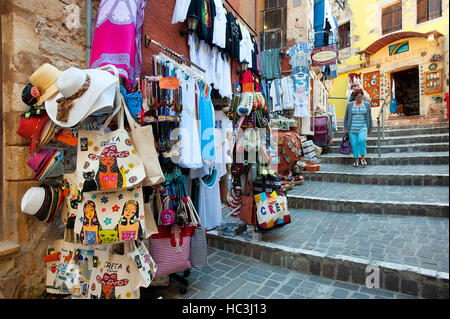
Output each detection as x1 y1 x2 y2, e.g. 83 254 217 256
363 70 381 107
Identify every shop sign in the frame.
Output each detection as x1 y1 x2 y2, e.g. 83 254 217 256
311 46 338 66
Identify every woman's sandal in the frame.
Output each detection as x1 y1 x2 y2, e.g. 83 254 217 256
361 159 367 167
353 160 359 167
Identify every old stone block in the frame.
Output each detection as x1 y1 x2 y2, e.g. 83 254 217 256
4 146 35 181
337 263 351 282
422 283 440 299
384 273 399 292
400 280 418 297
322 261 335 279
309 259 321 276
351 265 366 285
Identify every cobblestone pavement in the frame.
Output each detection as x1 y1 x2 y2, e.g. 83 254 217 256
288 181 449 205
259 209 449 273
141 248 417 299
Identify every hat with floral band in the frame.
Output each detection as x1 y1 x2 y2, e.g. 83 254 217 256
45 67 118 128
29 64 62 106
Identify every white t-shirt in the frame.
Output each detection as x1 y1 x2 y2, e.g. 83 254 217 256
212 1 227 49
172 0 192 24
239 23 253 68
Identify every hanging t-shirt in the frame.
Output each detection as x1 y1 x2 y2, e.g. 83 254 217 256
270 79 283 112
172 0 193 24
280 76 294 110
226 11 242 60
261 49 282 80
212 0 227 49
250 34 259 73
187 0 214 44
292 72 310 118
239 23 253 68
221 55 233 98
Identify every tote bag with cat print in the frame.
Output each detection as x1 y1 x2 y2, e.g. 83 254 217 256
76 81 146 193
74 186 145 246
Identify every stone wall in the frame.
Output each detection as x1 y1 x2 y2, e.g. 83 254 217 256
0 0 98 299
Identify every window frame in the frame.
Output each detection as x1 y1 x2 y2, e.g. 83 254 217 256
260 3 287 51
381 2 403 35
417 0 442 24
338 22 351 50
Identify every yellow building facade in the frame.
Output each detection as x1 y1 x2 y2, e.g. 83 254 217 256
330 0 449 120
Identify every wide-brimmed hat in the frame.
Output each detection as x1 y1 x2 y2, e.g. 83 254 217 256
88 145 130 161
29 64 62 106
16 113 50 153
45 67 118 128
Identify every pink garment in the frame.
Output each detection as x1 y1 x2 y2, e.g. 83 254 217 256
89 0 146 91
90 20 136 88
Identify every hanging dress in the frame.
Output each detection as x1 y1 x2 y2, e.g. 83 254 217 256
89 0 147 90
177 70 203 169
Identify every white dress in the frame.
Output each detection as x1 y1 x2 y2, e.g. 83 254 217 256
171 0 192 24
212 0 227 49
177 70 203 169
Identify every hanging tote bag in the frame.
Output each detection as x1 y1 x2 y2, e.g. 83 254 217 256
184 196 208 270
122 92 165 186
127 240 157 288
76 66 146 193
149 224 195 277
88 245 142 299
339 133 352 155
240 167 256 225
45 238 95 298
74 185 145 246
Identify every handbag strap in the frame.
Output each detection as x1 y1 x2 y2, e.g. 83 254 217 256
95 65 125 133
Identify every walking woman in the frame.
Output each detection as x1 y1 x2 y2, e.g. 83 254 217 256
344 89 373 167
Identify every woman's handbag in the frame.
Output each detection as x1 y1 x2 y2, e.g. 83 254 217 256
122 92 165 186
149 225 196 277
339 133 352 155
74 186 145 246
240 168 256 226
184 196 208 270
76 66 146 193
254 189 290 230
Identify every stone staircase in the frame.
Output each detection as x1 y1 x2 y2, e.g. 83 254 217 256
207 121 449 299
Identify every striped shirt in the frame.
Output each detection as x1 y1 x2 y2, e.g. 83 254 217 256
349 104 368 134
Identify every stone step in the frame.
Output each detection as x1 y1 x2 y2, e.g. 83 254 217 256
286 181 449 218
336 122 449 131
334 133 449 146
142 246 418 299
207 208 449 298
319 151 449 165
328 142 449 154
333 126 449 139
301 164 449 186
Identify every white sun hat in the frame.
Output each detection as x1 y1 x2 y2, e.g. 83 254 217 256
45 67 118 128
21 187 46 215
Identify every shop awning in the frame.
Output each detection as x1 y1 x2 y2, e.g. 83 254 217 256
357 30 443 56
